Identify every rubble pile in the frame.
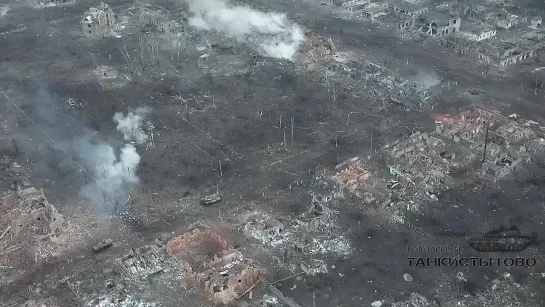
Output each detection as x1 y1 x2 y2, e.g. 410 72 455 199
243 191 352 256
87 294 159 307
167 228 262 305
331 159 371 196
326 59 433 105
296 32 337 62
243 214 291 247
434 108 507 144
384 131 465 191
116 244 167 280
0 187 65 275
435 108 544 180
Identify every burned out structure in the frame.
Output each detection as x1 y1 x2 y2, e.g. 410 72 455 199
381 131 467 203
416 11 461 37
459 22 496 41
140 8 177 33
345 1 545 70
361 2 389 20
341 0 370 12
378 107 543 189
434 108 540 180
385 0 428 18
475 29 545 68
166 228 262 305
81 2 115 37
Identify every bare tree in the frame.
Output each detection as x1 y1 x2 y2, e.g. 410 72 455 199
119 39 141 77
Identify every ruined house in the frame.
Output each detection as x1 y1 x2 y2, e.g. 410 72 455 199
434 109 505 144
476 30 545 68
459 22 496 42
490 120 536 146
439 35 475 56
385 0 428 18
361 3 389 20
81 2 115 37
385 12 415 30
341 0 369 10
482 154 528 179
140 8 176 33
0 187 65 279
483 11 519 30
166 228 262 305
416 11 461 37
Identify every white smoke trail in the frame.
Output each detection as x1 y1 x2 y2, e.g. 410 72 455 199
185 0 305 60
113 107 151 144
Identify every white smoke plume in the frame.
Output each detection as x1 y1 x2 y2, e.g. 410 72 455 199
185 0 305 60
113 107 151 144
77 140 140 206
78 107 150 207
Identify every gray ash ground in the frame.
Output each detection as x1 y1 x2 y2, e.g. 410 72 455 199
1 0 545 306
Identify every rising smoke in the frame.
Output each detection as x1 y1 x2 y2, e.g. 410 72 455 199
79 108 151 206
7 73 150 209
113 106 151 145
185 0 305 60
76 139 141 206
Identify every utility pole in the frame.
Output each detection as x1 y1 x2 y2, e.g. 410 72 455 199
482 122 489 163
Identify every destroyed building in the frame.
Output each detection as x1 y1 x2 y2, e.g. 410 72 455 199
297 32 337 61
482 153 529 180
166 228 262 305
341 0 369 11
416 11 461 37
389 12 416 30
476 29 545 68
434 108 541 180
140 8 176 33
434 108 505 144
0 188 65 283
361 3 389 20
385 0 428 18
439 35 475 56
459 22 496 41
81 2 115 37
495 13 519 29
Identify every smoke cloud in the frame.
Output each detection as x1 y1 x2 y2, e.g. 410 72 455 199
79 108 150 206
76 140 141 206
185 0 305 60
113 106 151 145
5 73 150 211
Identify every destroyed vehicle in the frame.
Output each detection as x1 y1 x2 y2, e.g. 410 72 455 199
200 194 222 206
467 226 538 252
92 239 113 252
446 226 538 252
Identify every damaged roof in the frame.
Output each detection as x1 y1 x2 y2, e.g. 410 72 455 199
460 21 494 35
418 11 457 25
385 0 427 12
82 2 111 23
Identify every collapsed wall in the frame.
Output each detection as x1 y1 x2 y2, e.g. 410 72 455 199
0 187 65 283
167 228 262 305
